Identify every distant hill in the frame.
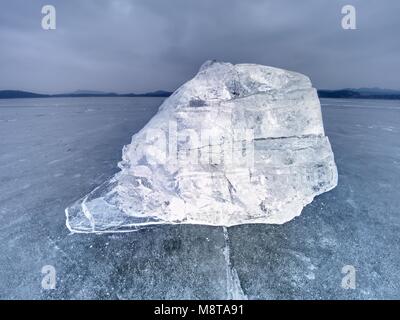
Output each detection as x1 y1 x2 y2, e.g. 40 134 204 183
67 90 116 95
2 88 400 100
0 90 173 99
318 88 400 100
137 90 173 97
0 90 49 99
350 87 400 95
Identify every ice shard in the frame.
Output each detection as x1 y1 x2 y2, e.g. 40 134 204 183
66 61 338 233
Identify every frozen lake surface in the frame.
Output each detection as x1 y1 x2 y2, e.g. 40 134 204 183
0 97 399 299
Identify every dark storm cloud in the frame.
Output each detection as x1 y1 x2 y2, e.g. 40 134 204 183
0 0 399 93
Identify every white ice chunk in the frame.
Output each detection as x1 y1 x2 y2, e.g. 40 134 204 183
65 61 338 233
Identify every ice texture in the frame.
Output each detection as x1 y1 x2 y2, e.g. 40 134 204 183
66 61 338 233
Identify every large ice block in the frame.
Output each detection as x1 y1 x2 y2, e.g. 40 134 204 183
66 61 338 233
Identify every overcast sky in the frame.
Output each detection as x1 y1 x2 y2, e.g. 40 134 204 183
0 0 399 93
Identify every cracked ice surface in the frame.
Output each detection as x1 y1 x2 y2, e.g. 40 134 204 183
66 61 338 233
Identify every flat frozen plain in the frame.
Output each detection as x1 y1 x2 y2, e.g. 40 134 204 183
0 97 399 299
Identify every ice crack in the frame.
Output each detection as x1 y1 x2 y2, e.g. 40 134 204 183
222 227 247 300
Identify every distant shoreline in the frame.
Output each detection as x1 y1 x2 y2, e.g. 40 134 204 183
0 90 173 100
1 89 400 101
317 89 400 100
